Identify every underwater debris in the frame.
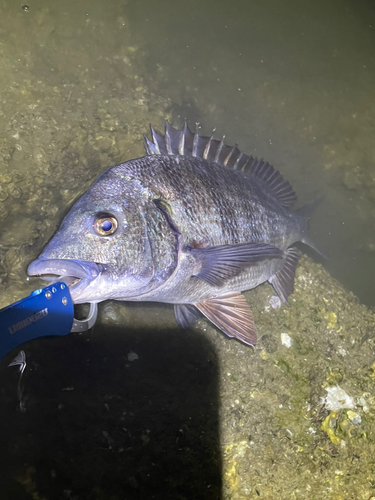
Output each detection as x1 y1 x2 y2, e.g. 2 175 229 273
323 386 355 411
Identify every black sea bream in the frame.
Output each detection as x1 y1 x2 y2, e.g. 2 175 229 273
28 122 318 346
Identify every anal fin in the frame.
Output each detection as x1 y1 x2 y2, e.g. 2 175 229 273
268 247 300 305
195 292 257 346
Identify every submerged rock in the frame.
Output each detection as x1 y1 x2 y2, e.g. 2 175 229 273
201 255 375 499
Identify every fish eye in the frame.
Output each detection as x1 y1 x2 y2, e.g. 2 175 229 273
94 215 118 236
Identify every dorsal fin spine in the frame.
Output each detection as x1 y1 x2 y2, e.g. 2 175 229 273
182 121 190 156
165 122 173 154
223 144 238 167
203 136 213 160
150 125 161 154
143 135 154 155
179 132 185 155
192 129 199 157
214 137 225 163
233 152 244 170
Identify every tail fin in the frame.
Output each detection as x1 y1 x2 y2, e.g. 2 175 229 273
296 196 328 259
300 234 328 259
295 195 324 219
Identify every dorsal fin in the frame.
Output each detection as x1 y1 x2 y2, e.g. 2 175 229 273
144 121 297 208
244 157 297 208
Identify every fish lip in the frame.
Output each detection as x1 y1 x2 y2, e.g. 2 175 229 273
27 258 102 300
27 258 99 280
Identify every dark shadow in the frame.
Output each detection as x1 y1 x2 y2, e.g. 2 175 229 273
0 317 222 499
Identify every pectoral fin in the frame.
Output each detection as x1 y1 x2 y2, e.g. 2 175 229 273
195 292 257 346
189 242 282 286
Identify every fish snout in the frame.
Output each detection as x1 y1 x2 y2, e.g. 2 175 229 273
27 258 102 301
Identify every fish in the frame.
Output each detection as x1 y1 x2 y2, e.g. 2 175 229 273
27 121 319 346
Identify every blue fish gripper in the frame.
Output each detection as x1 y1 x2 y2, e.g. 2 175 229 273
0 283 77 362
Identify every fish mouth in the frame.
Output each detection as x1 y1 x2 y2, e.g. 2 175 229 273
27 258 102 302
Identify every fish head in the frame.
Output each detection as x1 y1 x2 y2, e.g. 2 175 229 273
28 169 157 303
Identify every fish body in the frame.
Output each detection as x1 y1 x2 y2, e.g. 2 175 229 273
28 122 315 346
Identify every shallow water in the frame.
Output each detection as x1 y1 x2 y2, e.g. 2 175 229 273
126 0 375 307
0 0 374 305
0 0 375 498
0 0 375 306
